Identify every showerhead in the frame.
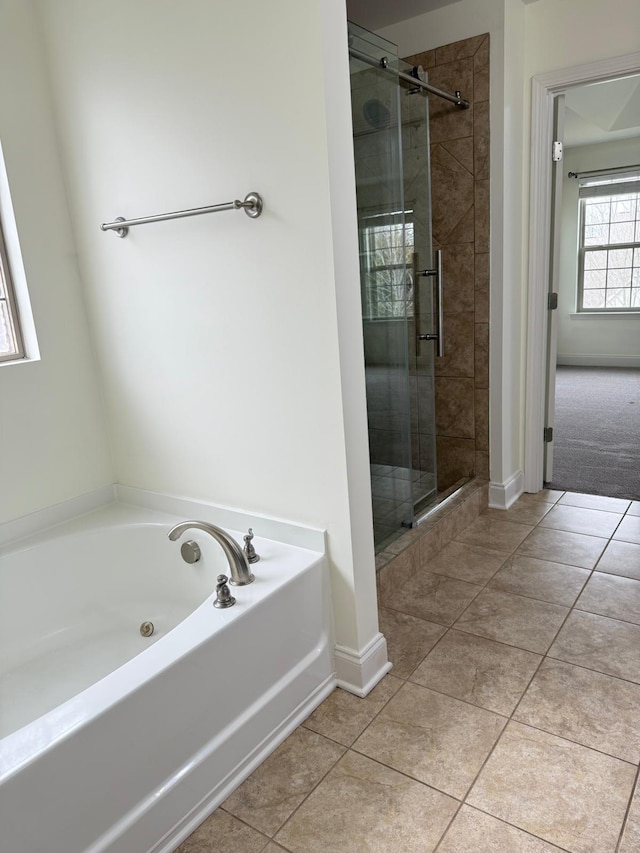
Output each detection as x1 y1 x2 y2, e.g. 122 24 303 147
362 98 391 130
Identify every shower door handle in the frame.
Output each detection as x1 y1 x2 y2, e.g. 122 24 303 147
417 249 444 357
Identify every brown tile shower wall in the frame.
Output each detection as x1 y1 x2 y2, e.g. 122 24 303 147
405 34 490 492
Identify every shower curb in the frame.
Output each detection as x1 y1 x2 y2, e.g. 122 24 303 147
376 478 489 603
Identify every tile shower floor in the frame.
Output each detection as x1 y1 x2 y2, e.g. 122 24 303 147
371 464 437 548
177 490 640 853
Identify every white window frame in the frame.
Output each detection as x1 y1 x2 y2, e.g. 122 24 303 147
0 217 25 362
359 211 414 321
577 174 640 313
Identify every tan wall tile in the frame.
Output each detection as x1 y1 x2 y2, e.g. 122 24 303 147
445 204 475 244
431 144 474 243
473 35 490 70
474 100 490 179
474 179 490 252
435 313 475 378
429 59 474 142
437 436 476 491
475 450 490 479
474 66 490 102
435 377 475 438
475 252 490 323
475 323 489 389
403 48 437 70
442 244 474 312
475 388 489 450
436 35 487 64
441 136 474 174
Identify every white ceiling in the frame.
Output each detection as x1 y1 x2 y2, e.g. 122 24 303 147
345 0 540 31
564 76 640 147
346 0 460 31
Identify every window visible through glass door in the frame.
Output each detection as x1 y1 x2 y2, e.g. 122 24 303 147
0 221 24 362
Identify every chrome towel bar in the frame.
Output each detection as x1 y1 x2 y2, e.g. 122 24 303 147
101 191 263 238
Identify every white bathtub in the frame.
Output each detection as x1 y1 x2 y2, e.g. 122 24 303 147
0 500 334 853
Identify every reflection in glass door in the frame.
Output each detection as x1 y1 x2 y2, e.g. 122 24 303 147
349 22 438 550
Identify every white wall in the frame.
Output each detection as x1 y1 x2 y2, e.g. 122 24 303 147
523 0 640 79
35 0 380 670
557 138 640 366
0 0 112 523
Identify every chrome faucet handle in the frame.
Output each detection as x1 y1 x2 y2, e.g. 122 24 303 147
213 575 236 609
243 528 260 564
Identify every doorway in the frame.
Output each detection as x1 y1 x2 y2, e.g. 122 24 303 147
545 76 640 499
524 52 640 496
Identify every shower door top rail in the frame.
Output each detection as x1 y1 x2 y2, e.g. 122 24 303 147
349 45 470 109
101 191 263 238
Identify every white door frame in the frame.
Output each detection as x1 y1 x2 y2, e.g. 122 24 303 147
523 51 640 494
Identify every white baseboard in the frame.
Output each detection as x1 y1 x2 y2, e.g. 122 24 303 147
488 470 524 510
557 355 640 368
334 632 392 697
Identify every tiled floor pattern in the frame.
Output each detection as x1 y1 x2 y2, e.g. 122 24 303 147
177 491 640 853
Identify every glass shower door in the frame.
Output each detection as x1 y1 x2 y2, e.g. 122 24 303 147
349 22 438 550
399 58 438 518
349 24 413 549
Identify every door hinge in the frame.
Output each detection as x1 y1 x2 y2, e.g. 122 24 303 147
552 140 563 162
548 292 558 310
544 427 554 443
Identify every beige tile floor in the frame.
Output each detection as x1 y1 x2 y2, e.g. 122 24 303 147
177 491 640 853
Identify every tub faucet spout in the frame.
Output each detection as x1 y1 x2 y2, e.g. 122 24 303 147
168 520 255 586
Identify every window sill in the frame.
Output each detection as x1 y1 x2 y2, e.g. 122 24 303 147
569 312 640 320
0 354 38 368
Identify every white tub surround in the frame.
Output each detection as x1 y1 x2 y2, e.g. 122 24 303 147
114 484 327 553
0 484 116 547
0 499 334 853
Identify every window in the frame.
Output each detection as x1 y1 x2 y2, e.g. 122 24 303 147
360 213 414 320
0 220 24 361
578 174 640 312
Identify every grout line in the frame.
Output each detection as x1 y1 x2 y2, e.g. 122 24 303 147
263 735 348 844
543 650 640 689
503 719 639 767
455 804 575 853
535 522 621 542
574 601 640 630
400 677 511 723
346 742 466 802
216 809 277 848
558 500 632 515
616 764 640 853
431 800 465 853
